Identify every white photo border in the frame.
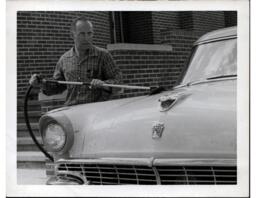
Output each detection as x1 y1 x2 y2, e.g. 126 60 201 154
6 0 249 197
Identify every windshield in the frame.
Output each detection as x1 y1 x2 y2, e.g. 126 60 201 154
180 38 237 85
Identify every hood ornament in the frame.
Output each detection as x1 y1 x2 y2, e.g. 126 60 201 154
152 121 165 139
159 93 188 112
159 95 176 112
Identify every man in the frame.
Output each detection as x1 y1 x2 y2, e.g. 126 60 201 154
30 16 122 105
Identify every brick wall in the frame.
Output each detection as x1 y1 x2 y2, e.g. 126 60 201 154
151 11 236 44
178 12 194 30
224 11 237 27
192 12 225 33
152 12 180 44
17 11 111 99
109 44 175 98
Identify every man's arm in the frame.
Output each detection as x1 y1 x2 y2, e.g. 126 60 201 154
90 51 122 93
41 59 67 96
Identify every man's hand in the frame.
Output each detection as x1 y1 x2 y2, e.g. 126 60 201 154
90 79 104 88
29 74 42 86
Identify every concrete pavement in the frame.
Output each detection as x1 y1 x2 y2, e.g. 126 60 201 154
17 168 48 185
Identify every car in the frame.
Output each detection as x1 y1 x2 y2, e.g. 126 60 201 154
38 26 237 185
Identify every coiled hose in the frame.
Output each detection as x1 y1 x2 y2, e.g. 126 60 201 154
23 85 54 162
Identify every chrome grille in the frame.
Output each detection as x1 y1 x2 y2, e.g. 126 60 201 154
58 164 157 185
57 164 237 185
157 166 237 185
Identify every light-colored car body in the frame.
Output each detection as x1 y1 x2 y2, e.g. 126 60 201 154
39 26 237 185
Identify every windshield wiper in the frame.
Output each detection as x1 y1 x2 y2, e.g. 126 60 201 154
207 74 237 80
174 79 206 88
175 74 237 89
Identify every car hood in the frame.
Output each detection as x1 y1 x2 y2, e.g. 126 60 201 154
47 79 236 160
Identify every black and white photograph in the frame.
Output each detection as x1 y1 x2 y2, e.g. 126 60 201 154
5 0 250 197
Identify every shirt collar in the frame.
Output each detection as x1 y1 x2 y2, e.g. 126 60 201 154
67 45 99 58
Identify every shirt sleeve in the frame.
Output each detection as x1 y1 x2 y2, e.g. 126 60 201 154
53 59 65 81
102 52 122 85
42 58 67 96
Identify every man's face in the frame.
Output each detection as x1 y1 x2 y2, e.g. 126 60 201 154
72 20 94 51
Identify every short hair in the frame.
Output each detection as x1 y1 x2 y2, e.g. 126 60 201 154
70 16 93 33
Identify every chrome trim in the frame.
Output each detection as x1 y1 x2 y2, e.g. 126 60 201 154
154 158 236 166
152 122 165 139
152 166 161 185
194 35 237 46
158 93 190 112
47 171 87 185
56 158 236 166
57 157 154 167
194 26 236 44
158 95 177 112
190 77 237 86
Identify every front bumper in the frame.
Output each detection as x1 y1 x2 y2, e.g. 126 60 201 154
47 172 86 185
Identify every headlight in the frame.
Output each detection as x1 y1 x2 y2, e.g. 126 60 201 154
43 122 66 151
39 114 74 154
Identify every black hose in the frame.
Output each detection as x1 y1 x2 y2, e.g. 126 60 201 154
24 85 54 162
